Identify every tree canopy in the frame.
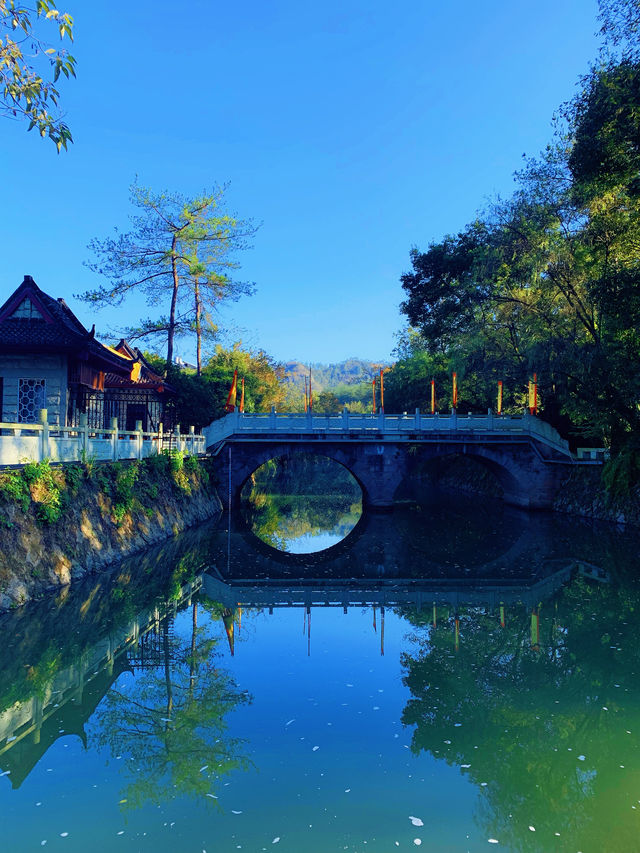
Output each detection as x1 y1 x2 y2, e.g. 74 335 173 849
396 1 640 451
80 183 257 372
0 0 75 150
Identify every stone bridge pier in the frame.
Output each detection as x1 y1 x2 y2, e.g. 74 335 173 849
214 439 563 510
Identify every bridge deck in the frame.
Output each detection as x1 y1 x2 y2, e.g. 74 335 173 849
204 409 573 458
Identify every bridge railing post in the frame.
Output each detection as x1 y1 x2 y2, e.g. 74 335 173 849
415 408 421 430
378 410 384 431
487 408 493 430
450 408 457 430
270 406 277 430
342 406 349 431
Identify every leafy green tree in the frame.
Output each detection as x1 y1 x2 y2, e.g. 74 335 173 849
313 390 340 413
145 344 285 430
1 0 75 150
80 183 257 370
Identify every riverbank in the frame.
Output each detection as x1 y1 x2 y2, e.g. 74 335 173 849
0 454 221 611
427 454 640 527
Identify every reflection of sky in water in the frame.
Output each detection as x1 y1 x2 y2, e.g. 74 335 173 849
280 530 346 553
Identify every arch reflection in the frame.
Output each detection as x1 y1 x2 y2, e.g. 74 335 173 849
239 452 363 553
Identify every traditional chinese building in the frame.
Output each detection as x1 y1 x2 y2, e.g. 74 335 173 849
0 275 174 430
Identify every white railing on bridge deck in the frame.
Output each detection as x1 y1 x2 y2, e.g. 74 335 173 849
203 407 571 456
0 409 206 467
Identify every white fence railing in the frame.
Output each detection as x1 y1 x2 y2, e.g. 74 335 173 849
0 409 205 467
203 407 572 456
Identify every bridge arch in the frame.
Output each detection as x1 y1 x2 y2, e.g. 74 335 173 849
234 446 369 506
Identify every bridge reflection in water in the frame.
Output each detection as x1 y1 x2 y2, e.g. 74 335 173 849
0 499 612 791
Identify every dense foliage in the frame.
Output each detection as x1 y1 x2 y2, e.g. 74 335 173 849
394 0 640 452
145 344 286 430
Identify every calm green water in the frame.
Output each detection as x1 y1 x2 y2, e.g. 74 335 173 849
2 474 640 852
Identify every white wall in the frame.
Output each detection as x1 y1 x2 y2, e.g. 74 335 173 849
0 354 68 426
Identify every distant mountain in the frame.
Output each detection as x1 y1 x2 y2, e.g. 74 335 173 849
282 358 388 391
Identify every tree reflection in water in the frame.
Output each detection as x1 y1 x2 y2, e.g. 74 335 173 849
241 453 362 552
90 599 251 811
399 571 640 852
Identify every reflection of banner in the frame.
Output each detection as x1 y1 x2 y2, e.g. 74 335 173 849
222 609 235 656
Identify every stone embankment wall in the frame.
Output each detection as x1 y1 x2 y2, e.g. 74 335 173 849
423 454 640 527
0 455 221 611
551 466 640 526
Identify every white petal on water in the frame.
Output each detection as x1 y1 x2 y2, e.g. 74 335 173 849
529 826 535 832
454 723 462 727
602 707 608 711
312 746 320 752
373 706 380 711
200 765 208 772
40 843 46 847
345 789 351 793
231 810 243 814
0 770 10 777
117 831 124 836
60 833 69 838
413 839 422 846
205 793 217 799
285 720 295 727
6 736 16 743
461 764 471 768
488 839 499 844
409 817 424 827
578 755 585 761
272 838 280 844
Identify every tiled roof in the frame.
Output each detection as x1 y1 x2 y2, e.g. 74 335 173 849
104 340 175 393
0 276 131 373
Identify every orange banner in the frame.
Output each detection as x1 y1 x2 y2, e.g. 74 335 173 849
224 369 238 412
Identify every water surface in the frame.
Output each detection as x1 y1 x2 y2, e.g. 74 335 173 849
2 489 640 852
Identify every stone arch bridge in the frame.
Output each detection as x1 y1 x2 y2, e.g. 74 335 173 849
204 409 580 510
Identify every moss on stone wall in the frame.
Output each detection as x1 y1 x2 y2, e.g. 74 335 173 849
0 455 221 610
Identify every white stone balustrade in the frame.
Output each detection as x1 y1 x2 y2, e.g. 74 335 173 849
0 410 205 466
204 406 572 457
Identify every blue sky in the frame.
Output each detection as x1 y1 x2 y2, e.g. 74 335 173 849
1 0 599 364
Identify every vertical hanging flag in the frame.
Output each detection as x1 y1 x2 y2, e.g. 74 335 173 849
431 379 435 414
372 376 377 414
304 376 308 413
309 367 313 411
379 368 385 414
528 373 538 415
239 377 245 413
452 372 458 409
497 380 503 415
224 369 238 412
